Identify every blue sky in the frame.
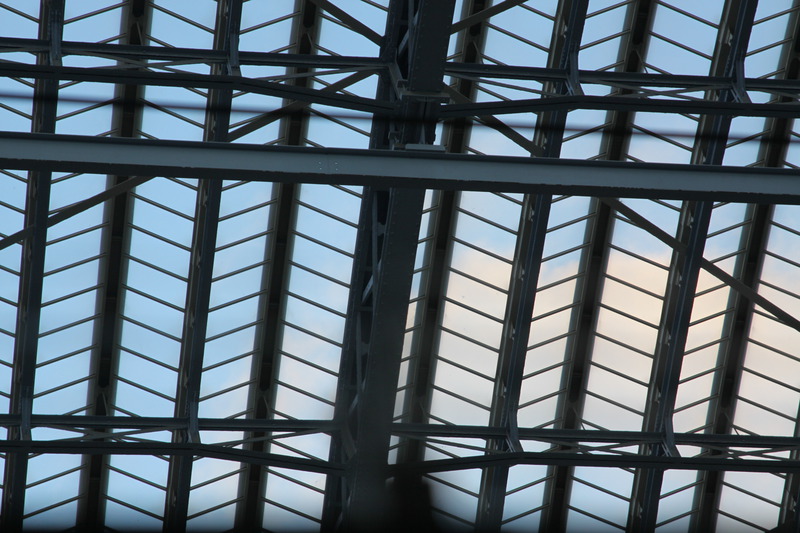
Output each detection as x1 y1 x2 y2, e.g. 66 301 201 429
1 0 800 531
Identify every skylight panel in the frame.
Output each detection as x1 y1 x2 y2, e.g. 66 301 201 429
62 1 124 44
198 181 275 421
745 0 798 79
645 1 723 75
23 453 83 530
56 81 115 136
481 1 558 68
263 433 332 532
582 202 677 433
105 454 169 530
722 117 769 167
654 469 698 531
315 0 384 57
567 467 633 532
185 457 241 531
466 121 538 157
559 109 607 159
0 171 26 401
501 464 547 531
270 183 359 426
0 1 39 39
394 190 445 440
521 196 593 431
140 86 208 142
427 192 520 428
239 0 296 53
784 120 800 168
446 0 467 61
716 472 783 531
115 179 196 419
626 111 697 164
149 0 216 49
426 468 481 531
735 205 800 435
0 77 34 133
305 65 379 147
580 0 632 71
670 202 748 429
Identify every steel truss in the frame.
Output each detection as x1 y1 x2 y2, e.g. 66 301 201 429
2 0 800 532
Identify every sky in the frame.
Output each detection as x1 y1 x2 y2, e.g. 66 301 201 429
1 0 800 531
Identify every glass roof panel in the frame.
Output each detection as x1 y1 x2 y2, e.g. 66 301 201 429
746 0 798 79
316 2 383 57
580 0 632 71
0 0 39 39
4 1 800 530
645 1 723 75
149 0 216 49
239 0 296 53
63 1 123 44
481 1 557 68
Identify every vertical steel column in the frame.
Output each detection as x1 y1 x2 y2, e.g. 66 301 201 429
328 1 455 530
162 2 240 532
279 0 321 146
543 5 658 526
0 1 62 530
628 2 756 529
236 2 319 528
234 181 294 532
477 3 588 530
763 7 800 532
627 201 713 532
395 189 455 467
698 4 800 528
162 180 222 533
692 203 772 532
77 2 152 529
340 187 426 531
539 199 613 533
441 0 491 152
599 0 657 160
476 195 551 532
391 1 493 466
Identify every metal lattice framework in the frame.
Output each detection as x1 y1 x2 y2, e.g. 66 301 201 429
1 0 800 531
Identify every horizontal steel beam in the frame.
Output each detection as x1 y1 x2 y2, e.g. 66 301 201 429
2 133 800 203
394 423 800 450
440 94 800 119
0 37 385 69
1 414 794 451
396 451 800 475
0 414 337 432
445 63 800 92
5 62 799 120
0 437 792 475
0 416 793 475
0 63 389 114
0 440 339 473
5 37 800 93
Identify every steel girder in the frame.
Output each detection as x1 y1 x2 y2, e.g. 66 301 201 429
629 1 758 529
328 1 455 530
0 0 63 529
2 133 800 202
76 1 152 529
3 0 800 531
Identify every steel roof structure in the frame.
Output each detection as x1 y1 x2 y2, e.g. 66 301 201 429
1 0 800 531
